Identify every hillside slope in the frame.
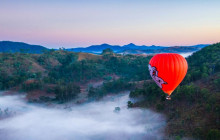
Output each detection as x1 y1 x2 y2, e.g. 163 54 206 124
0 49 151 102
0 41 48 53
129 43 220 139
0 41 208 55
0 43 219 139
69 43 209 54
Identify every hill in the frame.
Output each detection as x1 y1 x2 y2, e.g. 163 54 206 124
77 52 101 61
0 49 151 102
68 43 209 54
69 44 122 54
0 41 48 53
0 42 218 139
67 43 167 54
0 41 209 55
120 46 200 54
129 43 220 139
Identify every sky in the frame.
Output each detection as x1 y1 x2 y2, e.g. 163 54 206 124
0 0 220 48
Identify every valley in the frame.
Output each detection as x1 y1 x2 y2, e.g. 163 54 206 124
0 42 219 139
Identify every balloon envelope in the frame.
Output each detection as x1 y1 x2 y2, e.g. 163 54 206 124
148 53 188 96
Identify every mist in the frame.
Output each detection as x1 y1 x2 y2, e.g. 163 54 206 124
179 52 194 58
0 92 166 140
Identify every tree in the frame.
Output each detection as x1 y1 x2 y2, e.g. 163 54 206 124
101 48 113 55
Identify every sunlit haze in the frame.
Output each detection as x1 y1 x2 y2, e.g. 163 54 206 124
0 0 220 48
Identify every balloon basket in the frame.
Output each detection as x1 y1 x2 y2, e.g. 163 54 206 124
166 95 171 100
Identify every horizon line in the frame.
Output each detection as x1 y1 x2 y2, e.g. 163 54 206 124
0 40 213 49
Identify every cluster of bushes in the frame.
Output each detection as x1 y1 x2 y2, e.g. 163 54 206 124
0 53 34 89
102 52 151 81
22 80 42 91
54 83 80 103
88 79 133 99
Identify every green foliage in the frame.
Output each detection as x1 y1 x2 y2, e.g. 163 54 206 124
88 79 133 99
103 55 151 81
156 103 164 111
103 76 112 81
129 83 165 103
54 83 80 103
207 129 220 140
184 43 220 83
127 101 133 108
214 78 220 90
175 135 181 140
36 49 152 85
193 128 203 138
101 48 113 55
0 53 33 89
0 49 152 103
22 80 42 91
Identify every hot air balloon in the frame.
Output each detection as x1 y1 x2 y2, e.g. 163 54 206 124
148 53 188 100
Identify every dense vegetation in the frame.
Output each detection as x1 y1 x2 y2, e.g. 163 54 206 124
0 43 219 139
129 43 220 139
0 48 151 102
88 79 133 99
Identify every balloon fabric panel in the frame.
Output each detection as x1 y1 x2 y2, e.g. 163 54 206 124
149 53 188 96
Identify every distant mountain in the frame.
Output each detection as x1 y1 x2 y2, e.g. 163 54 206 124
183 44 209 48
67 44 122 54
122 43 168 50
68 43 170 54
0 41 48 53
68 43 209 54
119 46 199 54
156 46 199 53
0 41 209 54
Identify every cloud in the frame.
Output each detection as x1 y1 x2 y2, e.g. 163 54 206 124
0 93 166 140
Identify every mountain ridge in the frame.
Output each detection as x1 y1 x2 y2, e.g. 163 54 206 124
0 41 209 54
69 43 209 54
0 41 48 53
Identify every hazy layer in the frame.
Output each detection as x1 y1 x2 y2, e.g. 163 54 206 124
180 52 194 58
0 92 166 140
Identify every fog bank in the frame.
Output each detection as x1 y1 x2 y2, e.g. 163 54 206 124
179 52 194 58
0 92 166 140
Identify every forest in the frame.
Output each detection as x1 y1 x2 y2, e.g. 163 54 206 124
129 43 220 140
0 43 219 139
0 48 150 102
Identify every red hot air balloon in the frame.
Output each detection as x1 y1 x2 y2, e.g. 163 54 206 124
148 53 188 100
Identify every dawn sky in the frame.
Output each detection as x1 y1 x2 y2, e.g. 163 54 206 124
0 0 220 48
